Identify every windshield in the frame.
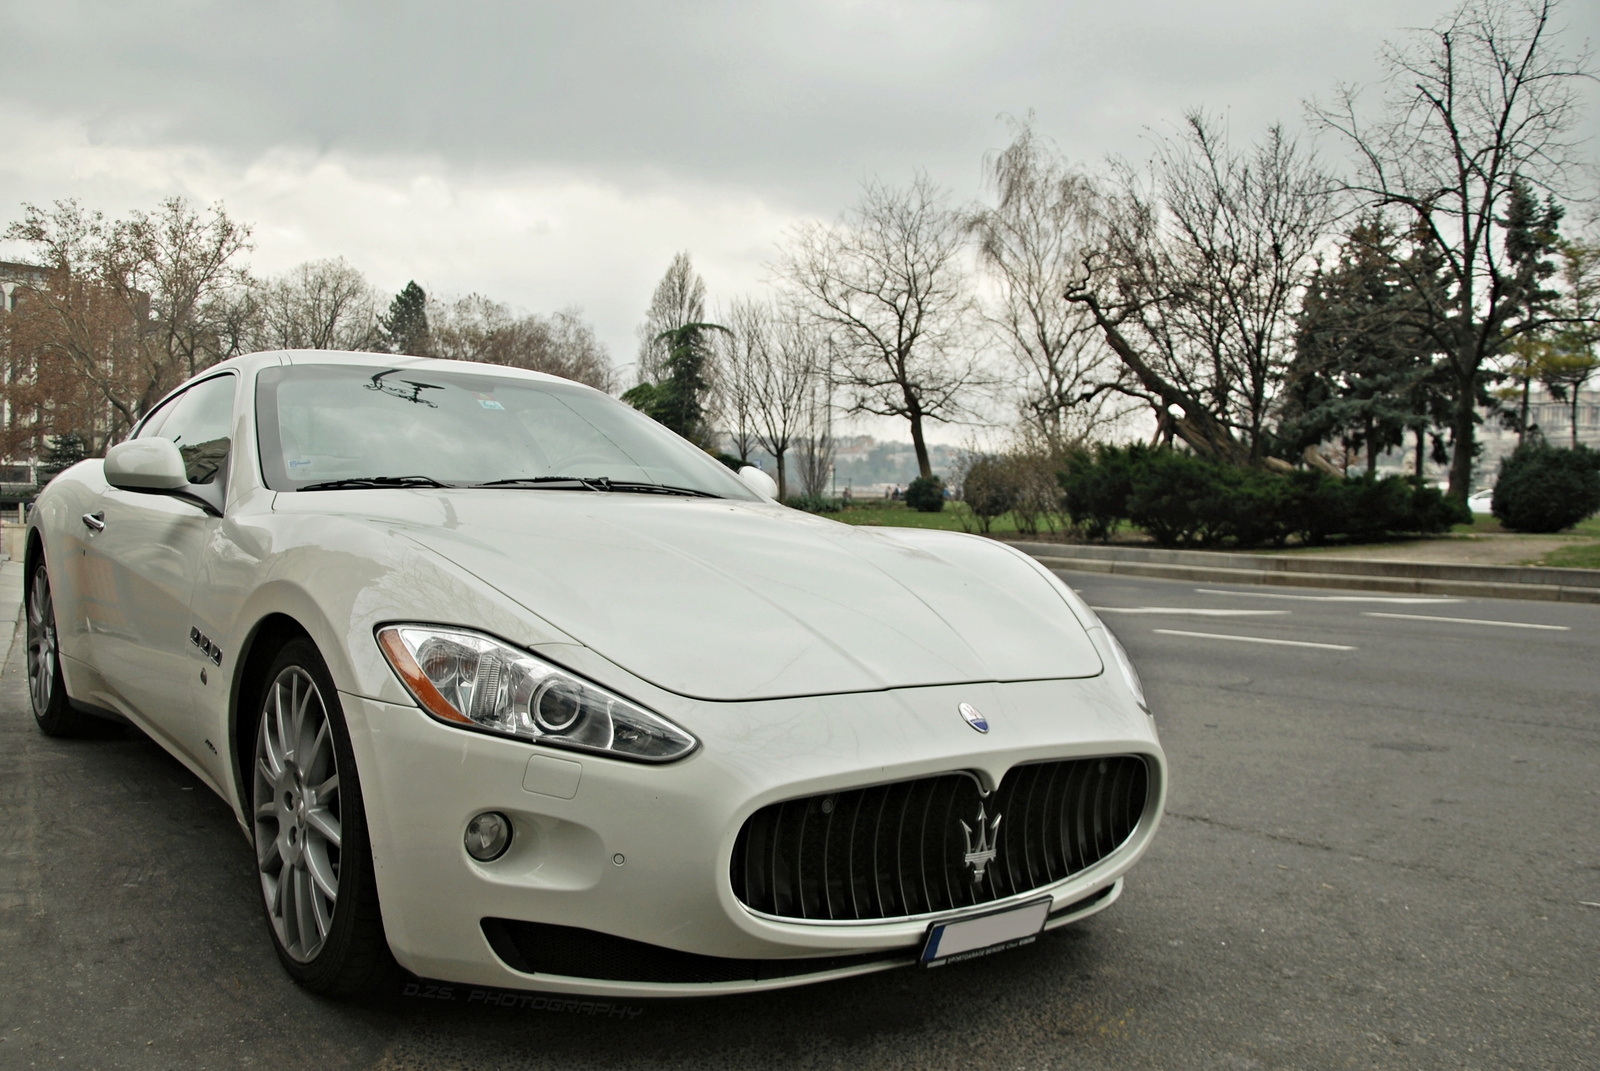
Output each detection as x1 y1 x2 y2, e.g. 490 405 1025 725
255 363 757 499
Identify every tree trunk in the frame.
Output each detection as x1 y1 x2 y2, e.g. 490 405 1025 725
1070 292 1250 466
1365 416 1377 476
1518 373 1532 446
908 411 932 479
1447 372 1477 502
775 450 788 501
1573 392 1582 449
1414 427 1425 479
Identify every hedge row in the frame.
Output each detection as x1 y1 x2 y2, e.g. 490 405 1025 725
1059 445 1466 548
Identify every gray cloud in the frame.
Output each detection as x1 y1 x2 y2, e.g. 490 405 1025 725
10 0 1591 211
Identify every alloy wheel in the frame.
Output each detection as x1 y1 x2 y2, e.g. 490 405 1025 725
26 566 57 715
254 665 343 963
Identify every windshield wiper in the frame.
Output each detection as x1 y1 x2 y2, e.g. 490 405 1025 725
601 481 721 498
299 475 451 491
472 476 719 498
473 476 610 491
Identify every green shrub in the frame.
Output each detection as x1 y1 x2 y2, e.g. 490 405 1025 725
905 475 946 513
1125 448 1226 546
1060 445 1137 540
1491 442 1600 532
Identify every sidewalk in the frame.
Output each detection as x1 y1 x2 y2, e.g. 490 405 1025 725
0 559 24 678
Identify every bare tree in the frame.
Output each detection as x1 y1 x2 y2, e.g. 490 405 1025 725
635 252 706 384
1310 0 1594 498
791 367 836 499
252 258 380 352
715 298 766 464
726 299 824 500
1067 114 1333 465
429 294 616 392
969 118 1128 453
779 174 981 479
3 197 252 445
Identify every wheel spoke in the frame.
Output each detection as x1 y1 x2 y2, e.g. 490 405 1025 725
291 675 308 755
315 773 339 798
307 719 331 778
258 835 283 874
293 865 312 954
274 683 292 765
305 847 339 900
305 806 341 849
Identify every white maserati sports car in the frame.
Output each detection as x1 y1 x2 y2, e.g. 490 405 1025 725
25 350 1166 997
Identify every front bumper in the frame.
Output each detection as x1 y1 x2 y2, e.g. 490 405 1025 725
342 674 1165 998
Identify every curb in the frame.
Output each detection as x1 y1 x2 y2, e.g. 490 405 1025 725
1002 542 1600 604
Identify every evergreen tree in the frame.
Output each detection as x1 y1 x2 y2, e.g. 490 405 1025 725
1500 178 1565 441
378 281 430 355
1281 219 1444 474
621 322 727 445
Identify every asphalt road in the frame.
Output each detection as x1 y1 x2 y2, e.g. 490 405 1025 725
2 569 1597 1070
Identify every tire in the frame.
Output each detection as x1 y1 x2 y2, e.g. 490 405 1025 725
26 556 97 738
252 638 394 995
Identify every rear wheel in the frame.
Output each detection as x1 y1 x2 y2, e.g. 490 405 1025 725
252 639 393 994
27 558 94 737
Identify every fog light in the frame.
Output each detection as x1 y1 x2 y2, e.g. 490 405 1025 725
464 811 512 861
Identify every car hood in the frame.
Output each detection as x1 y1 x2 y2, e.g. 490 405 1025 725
292 491 1103 701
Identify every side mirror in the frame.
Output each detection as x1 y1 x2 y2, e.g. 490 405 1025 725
738 466 779 500
105 439 187 491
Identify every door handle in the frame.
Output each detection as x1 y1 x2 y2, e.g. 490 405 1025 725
81 511 106 532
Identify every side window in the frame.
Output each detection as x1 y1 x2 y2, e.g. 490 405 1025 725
136 374 237 485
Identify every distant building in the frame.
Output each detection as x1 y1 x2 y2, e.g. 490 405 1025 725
0 261 53 495
1479 383 1600 471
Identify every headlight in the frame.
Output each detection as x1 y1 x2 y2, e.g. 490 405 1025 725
1103 627 1151 716
376 625 697 762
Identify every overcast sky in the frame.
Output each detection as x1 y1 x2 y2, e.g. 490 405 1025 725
2 0 1596 439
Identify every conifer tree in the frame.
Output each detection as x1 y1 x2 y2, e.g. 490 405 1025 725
379 281 430 355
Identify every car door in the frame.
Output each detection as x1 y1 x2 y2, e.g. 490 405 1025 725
86 372 236 764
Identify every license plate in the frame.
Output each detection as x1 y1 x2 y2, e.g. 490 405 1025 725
920 897 1051 967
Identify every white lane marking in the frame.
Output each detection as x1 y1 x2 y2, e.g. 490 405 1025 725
1092 606 1290 617
1152 629 1356 651
1195 588 1460 604
1362 612 1570 631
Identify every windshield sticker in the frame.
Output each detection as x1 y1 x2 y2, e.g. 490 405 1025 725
287 458 313 469
476 393 505 410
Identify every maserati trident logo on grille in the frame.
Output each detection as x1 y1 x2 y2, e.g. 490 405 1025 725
958 702 988 733
960 803 1002 883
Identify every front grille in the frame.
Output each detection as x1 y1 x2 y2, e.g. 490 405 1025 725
730 756 1149 922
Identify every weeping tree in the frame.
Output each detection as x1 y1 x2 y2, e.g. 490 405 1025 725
969 116 1126 454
